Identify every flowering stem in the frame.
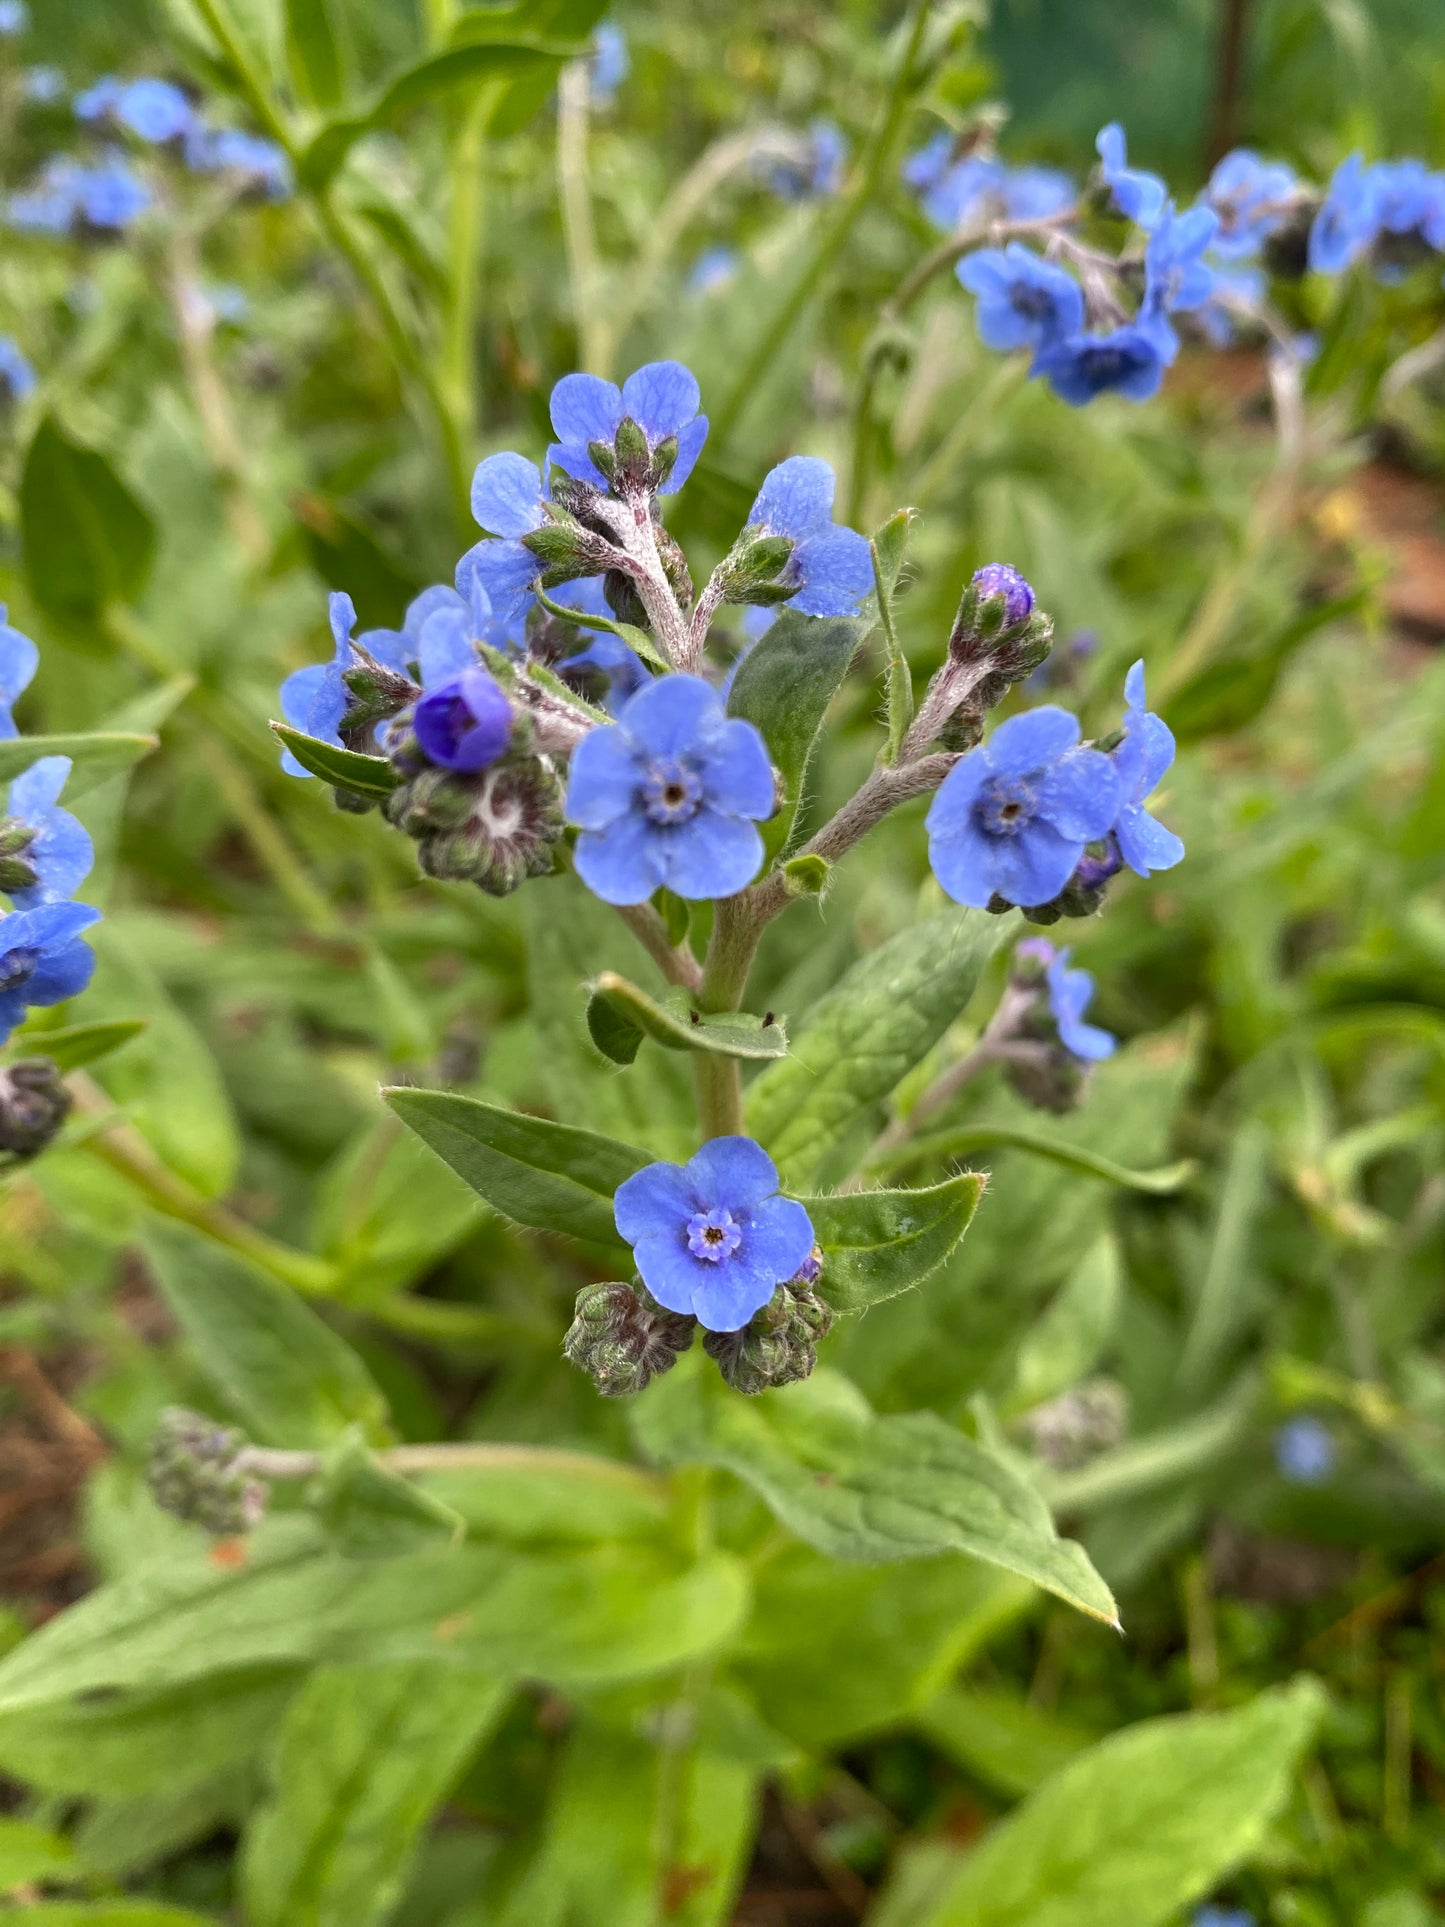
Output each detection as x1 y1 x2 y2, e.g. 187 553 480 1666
614 903 703 992
691 893 762 1138
234 1439 668 1491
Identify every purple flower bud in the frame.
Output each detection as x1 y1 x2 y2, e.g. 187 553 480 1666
971 563 1034 626
413 667 512 773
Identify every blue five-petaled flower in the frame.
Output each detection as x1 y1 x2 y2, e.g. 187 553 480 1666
615 1136 816 1331
743 458 873 618
926 706 1120 910
957 244 1084 354
0 900 102 1044
1021 939 1116 1062
548 360 708 496
3 757 94 908
413 668 513 774
565 674 773 905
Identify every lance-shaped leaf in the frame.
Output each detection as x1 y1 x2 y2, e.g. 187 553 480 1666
870 1118 1196 1193
746 910 1004 1185
803 1175 985 1313
384 1087 648 1245
585 972 789 1067
21 416 157 621
12 1017 147 1072
633 1364 1118 1625
0 732 158 797
269 724 399 797
285 0 345 109
727 608 869 860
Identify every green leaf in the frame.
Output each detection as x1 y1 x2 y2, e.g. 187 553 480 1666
285 0 345 108
918 1684 1094 1798
746 910 1003 1185
871 508 915 764
0 1816 76 1890
534 585 672 677
270 724 399 797
726 607 869 860
1176 1117 1270 1397
1010 1235 1122 1411
21 416 157 620
586 972 789 1066
142 1221 390 1448
299 40 579 190
313 1433 464 1558
240 1663 508 1927
803 1175 985 1313
0 733 158 797
11 1018 147 1071
908 1679 1326 1926
384 1087 648 1245
633 1363 1118 1625
872 1119 1196 1193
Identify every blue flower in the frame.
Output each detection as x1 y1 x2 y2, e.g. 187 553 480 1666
926 706 1121 910
9 156 150 236
1194 263 1267 348
1308 154 1379 273
971 563 1034 626
1031 323 1167 405
1001 165 1076 222
614 1136 815 1331
3 757 93 908
1095 123 1167 230
588 22 629 107
184 125 292 200
23 67 65 104
0 607 38 738
565 674 773 905
1020 939 1115 1061
957 244 1084 354
768 119 848 200
743 457 873 618
0 900 101 1043
1203 149 1298 259
457 452 552 621
688 245 737 296
905 146 1071 233
1274 1417 1334 1486
278 592 408 774
0 1 27 33
1141 201 1220 360
1110 661 1184 876
560 633 649 714
79 77 195 144
1368 159 1445 277
1194 1909 1256 1927
413 667 513 773
0 338 35 404
547 360 708 497
73 78 125 121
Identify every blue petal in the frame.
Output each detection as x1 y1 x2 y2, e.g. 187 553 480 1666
631 1234 732 1321
659 414 709 496
984 706 1080 778
749 456 835 539
1032 746 1120 841
550 371 622 449
3 901 101 950
470 452 546 538
328 592 356 662
0 613 38 706
417 606 477 689
545 441 611 491
354 625 413 676
404 584 464 643
617 673 720 759
696 717 775 818
788 525 874 617
9 754 69 818
615 1157 696 1246
27 935 96 1004
11 806 92 908
687 1261 780 1333
1124 659 1147 709
279 665 328 774
1114 804 1185 876
685 1135 780 1212
739 1192 816 1281
456 538 541 619
924 751 990 840
565 724 640 831
656 808 763 900
993 820 1083 906
574 810 661 905
620 360 701 440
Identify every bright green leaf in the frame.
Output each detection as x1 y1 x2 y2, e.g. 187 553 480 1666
21 416 156 621
0 733 157 797
11 1018 147 1072
585 972 789 1066
803 1174 986 1313
269 724 399 797
0 1815 76 1890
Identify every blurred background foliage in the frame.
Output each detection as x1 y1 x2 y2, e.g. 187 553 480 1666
0 0 1442 1924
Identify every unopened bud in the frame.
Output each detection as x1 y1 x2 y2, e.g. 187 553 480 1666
146 1407 268 1536
0 818 39 895
385 750 564 896
782 854 831 899
971 563 1034 627
0 1058 71 1157
1021 1379 1129 1470
703 1276 833 1396
563 1280 696 1397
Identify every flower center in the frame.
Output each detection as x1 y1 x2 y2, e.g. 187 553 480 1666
642 759 702 826
1010 284 1057 321
0 946 39 993
686 1207 742 1264
978 777 1036 837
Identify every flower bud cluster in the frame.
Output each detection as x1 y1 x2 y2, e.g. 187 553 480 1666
146 1407 268 1536
703 1264 832 1396
562 1280 696 1398
0 1056 71 1157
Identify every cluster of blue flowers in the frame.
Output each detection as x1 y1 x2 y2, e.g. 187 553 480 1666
7 60 290 240
0 613 101 1045
910 121 1445 406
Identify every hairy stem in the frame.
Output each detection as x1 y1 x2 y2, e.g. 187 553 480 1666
614 903 703 992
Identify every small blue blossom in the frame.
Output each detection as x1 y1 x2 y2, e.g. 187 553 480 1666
1001 165 1076 221
1095 123 1167 230
926 706 1121 910
958 244 1084 354
457 452 551 621
1110 661 1184 876
0 900 102 1043
73 78 124 121
79 76 195 143
971 563 1034 626
278 592 410 774
413 667 513 773
184 125 293 200
1274 1416 1335 1485
588 22 629 107
1195 263 1267 348
1141 201 1220 360
1019 938 1115 1061
614 1136 815 1331
0 338 36 403
0 607 38 738
1031 323 1167 406
768 119 848 200
10 155 150 236
905 141 1073 232
743 457 872 618
1202 149 1298 259
565 674 774 905
23 67 66 105
0 1 27 33
411 574 500 688
1308 154 1379 274
688 245 737 296
560 633 649 714
1368 159 1445 277
3 757 93 908
548 360 708 497
1194 1909 1256 1927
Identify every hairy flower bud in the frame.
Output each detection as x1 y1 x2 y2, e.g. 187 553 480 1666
0 1057 71 1158
0 817 39 894
146 1406 268 1536
1021 1379 1129 1470
562 1280 696 1396
702 1273 833 1396
384 748 564 896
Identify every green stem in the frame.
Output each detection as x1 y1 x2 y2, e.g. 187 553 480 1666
711 0 937 448
691 895 765 1139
